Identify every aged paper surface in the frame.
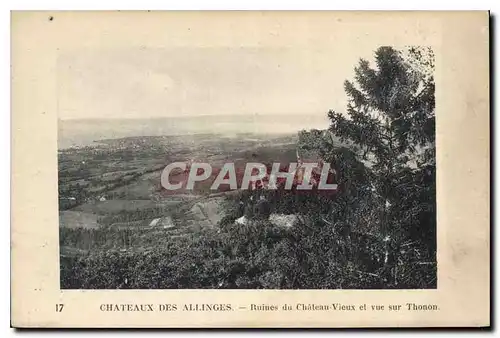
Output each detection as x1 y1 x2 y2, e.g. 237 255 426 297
11 11 489 327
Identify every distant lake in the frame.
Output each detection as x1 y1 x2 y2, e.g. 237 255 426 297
58 114 329 149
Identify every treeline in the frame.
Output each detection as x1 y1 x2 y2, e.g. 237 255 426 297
61 215 435 289
60 226 173 250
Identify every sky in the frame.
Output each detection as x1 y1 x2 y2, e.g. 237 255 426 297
57 46 376 120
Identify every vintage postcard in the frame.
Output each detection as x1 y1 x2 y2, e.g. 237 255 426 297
11 11 490 328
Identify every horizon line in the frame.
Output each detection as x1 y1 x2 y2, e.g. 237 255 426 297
58 112 333 121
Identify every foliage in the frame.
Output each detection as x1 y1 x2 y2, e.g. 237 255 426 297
61 46 436 289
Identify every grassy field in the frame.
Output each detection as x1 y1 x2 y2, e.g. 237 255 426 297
59 211 99 229
58 133 296 233
72 200 165 214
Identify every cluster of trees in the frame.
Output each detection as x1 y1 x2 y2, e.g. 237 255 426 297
61 227 142 250
61 216 434 289
61 46 436 289
98 207 170 226
60 226 181 251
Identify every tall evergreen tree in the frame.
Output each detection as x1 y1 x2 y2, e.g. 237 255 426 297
327 46 436 252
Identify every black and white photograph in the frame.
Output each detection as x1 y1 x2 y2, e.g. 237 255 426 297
11 10 490 328
58 44 436 290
